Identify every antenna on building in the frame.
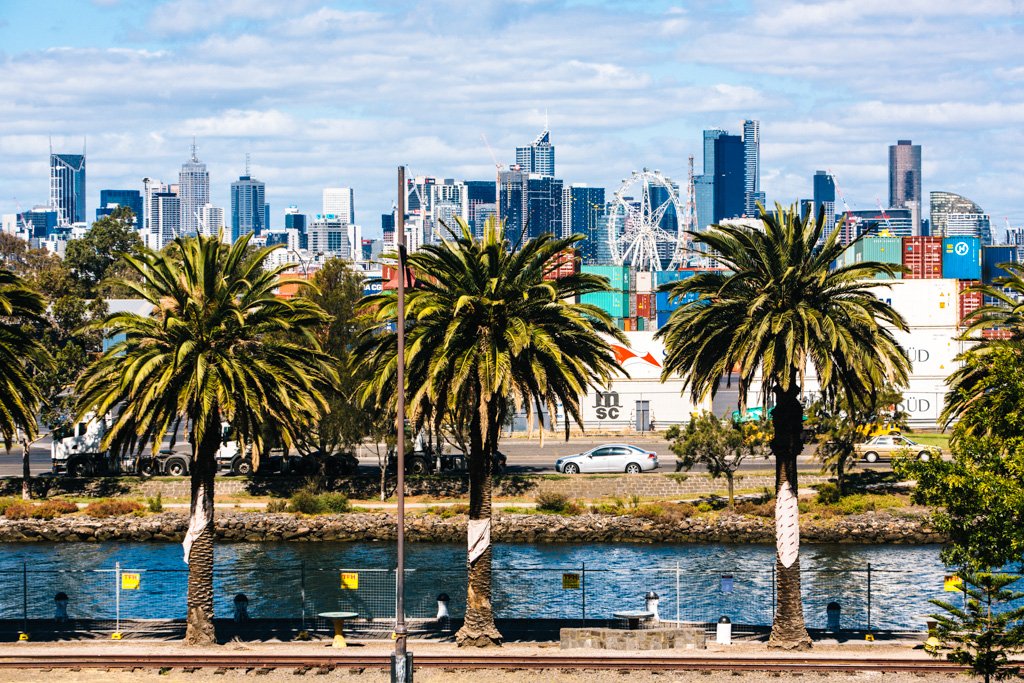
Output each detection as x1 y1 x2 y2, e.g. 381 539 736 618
544 108 549 132
82 136 87 157
245 152 251 176
191 136 198 162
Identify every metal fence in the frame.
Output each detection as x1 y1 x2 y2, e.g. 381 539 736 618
0 561 947 638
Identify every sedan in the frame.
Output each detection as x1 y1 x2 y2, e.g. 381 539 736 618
555 444 658 474
855 435 941 463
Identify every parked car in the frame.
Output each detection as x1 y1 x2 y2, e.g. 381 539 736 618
555 444 658 474
855 435 940 463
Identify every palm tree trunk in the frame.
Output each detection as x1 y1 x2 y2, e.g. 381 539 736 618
456 396 502 647
769 384 811 649
20 435 31 501
184 414 220 646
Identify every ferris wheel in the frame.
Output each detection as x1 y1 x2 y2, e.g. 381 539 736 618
607 169 689 272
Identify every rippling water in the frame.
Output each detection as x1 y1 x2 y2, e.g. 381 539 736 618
0 542 949 631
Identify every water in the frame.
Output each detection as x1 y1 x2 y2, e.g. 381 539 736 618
0 542 950 631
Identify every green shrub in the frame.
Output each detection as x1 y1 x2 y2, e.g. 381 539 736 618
832 493 905 515
696 502 713 513
319 493 351 514
426 503 469 519
266 499 288 513
632 503 666 520
628 493 642 510
590 497 626 515
0 498 21 515
84 499 144 517
146 492 163 513
535 491 570 513
816 483 841 505
289 491 351 514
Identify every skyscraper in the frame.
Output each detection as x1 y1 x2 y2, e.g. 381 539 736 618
930 191 991 244
49 151 86 226
743 120 764 216
812 170 836 238
889 140 922 234
498 169 562 242
96 189 143 225
713 134 745 224
563 184 605 262
322 187 354 224
178 141 209 237
516 129 555 176
465 180 497 237
230 162 266 242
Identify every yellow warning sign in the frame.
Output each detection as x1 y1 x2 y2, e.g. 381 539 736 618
562 573 580 590
121 573 140 590
340 572 359 590
944 574 963 592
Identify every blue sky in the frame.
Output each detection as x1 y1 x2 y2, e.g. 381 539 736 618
2 0 1023 235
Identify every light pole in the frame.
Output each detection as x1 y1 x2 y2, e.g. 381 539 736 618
287 249 322 278
392 166 412 682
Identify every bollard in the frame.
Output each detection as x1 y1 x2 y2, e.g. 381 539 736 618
826 602 841 632
54 592 69 623
716 616 732 645
644 591 660 622
436 593 450 620
233 594 249 623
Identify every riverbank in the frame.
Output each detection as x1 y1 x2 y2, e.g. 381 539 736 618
0 507 943 544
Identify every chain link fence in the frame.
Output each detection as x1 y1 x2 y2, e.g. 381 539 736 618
0 561 949 638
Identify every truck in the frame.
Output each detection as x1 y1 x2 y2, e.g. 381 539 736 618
51 413 233 477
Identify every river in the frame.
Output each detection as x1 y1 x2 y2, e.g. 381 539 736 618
0 542 949 631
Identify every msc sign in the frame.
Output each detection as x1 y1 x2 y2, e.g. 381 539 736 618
594 391 620 420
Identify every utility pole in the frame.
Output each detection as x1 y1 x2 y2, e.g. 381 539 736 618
392 166 412 683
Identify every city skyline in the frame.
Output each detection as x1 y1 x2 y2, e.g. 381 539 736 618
2 1 1023 232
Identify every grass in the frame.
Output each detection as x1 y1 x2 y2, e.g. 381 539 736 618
905 431 951 450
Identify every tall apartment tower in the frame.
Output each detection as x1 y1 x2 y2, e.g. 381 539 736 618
322 187 355 224
812 170 836 238
49 150 86 226
178 141 209 237
230 158 266 242
516 129 555 177
889 139 922 235
742 120 764 216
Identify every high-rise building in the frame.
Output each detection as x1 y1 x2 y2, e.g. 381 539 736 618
96 189 143 226
322 187 354 224
499 169 562 243
563 184 605 262
743 120 764 216
930 191 986 238
812 170 837 238
713 134 745 224
199 203 224 238
889 140 922 234
231 165 267 242
465 180 497 237
516 129 555 176
153 190 181 250
49 151 86 226
308 214 361 261
178 142 209 237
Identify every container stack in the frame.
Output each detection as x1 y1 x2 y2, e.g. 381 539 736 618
581 265 630 328
981 246 1017 285
902 237 942 279
942 237 982 280
840 237 903 279
956 280 982 328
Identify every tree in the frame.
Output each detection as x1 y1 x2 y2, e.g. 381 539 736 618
655 204 910 648
357 217 624 646
75 233 336 645
929 572 1024 683
808 384 906 493
665 413 769 506
0 268 53 499
63 206 142 295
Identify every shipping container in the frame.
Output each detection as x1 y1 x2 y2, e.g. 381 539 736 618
655 290 700 312
982 328 1013 340
656 311 672 330
942 237 982 280
957 280 982 328
849 237 903 279
655 269 696 286
636 317 646 332
581 291 630 318
890 327 963 377
869 279 958 328
582 265 630 292
623 318 634 332
635 271 653 294
982 246 1017 285
902 237 942 279
543 249 578 281
636 294 652 319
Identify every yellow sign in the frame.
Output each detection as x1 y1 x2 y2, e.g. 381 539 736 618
562 573 580 590
121 573 140 590
944 575 963 592
340 572 359 590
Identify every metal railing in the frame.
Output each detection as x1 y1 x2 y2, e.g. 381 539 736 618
0 561 952 637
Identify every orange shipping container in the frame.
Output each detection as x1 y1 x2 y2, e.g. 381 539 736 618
957 280 982 328
636 294 652 318
543 249 578 281
982 328 1013 340
903 237 942 279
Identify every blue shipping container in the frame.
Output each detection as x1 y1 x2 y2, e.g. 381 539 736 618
656 290 699 311
982 246 1017 284
942 237 982 280
656 311 672 329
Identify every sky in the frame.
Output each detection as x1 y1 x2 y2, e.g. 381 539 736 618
2 0 1024 237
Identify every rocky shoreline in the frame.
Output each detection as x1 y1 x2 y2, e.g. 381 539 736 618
0 510 944 545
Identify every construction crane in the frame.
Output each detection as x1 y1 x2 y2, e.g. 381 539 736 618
481 134 504 224
827 169 853 216
875 197 895 235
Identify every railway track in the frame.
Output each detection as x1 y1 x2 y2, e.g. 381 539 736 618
0 653 965 674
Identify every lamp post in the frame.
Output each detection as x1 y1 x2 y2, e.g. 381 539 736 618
287 249 323 278
392 166 412 682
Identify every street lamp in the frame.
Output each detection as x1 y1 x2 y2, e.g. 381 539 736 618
287 249 323 278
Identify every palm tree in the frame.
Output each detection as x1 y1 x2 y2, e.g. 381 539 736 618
357 217 624 646
76 233 336 645
942 262 1024 443
656 204 909 648
0 268 52 498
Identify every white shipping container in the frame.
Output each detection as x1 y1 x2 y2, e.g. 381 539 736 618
891 327 964 377
869 278 958 328
635 271 653 294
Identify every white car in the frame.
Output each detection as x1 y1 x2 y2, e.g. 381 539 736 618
555 444 658 474
855 435 941 463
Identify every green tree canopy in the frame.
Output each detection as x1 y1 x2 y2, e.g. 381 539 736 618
63 206 142 295
0 268 52 448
